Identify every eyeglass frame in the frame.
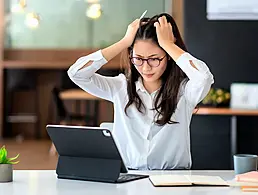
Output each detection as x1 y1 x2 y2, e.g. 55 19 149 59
129 55 167 67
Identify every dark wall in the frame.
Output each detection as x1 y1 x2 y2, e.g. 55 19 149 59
184 0 258 169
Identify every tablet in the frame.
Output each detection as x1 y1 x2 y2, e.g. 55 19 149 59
46 124 148 183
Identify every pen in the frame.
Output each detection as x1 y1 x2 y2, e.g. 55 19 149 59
140 10 147 19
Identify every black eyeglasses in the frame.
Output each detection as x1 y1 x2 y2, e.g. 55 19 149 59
130 56 166 67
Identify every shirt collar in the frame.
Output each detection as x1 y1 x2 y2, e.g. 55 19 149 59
135 77 161 95
135 77 146 93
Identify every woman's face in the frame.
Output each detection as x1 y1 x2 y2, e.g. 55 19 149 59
132 39 167 83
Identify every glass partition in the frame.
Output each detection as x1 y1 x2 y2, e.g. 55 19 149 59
4 0 171 49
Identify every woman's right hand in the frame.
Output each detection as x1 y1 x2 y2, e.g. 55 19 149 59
122 19 141 47
101 19 141 62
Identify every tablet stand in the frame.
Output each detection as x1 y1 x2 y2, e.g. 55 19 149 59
56 155 122 183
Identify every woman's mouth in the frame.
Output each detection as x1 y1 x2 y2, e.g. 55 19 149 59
143 73 154 78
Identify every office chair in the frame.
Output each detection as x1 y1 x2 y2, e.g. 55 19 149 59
50 87 98 155
52 87 96 125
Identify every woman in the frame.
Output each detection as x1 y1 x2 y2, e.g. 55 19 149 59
68 13 214 170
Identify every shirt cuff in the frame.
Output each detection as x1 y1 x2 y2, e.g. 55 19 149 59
68 50 108 76
175 52 209 81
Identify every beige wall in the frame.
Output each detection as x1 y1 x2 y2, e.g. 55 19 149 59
172 0 184 38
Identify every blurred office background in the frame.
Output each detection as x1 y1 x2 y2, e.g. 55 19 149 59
0 0 258 170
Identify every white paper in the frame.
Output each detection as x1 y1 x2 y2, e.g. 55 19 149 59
149 175 192 186
230 83 258 109
207 0 258 20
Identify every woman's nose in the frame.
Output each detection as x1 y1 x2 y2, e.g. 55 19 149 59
142 61 152 71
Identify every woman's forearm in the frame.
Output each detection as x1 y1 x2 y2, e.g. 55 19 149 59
163 43 185 62
78 38 129 70
101 38 129 61
163 43 199 70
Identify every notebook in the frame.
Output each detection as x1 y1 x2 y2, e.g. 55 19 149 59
235 171 258 183
149 175 230 187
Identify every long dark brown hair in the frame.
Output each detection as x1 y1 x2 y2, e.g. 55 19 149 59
123 13 188 126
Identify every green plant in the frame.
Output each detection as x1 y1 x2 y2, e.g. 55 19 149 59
0 146 19 164
202 88 230 107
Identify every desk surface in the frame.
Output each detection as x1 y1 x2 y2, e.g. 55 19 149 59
60 89 101 100
1 170 246 195
195 107 258 116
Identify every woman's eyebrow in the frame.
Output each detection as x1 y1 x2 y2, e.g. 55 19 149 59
135 54 160 57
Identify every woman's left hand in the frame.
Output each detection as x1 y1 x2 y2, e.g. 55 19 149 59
154 16 176 49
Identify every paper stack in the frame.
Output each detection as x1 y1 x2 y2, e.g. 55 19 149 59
235 171 258 192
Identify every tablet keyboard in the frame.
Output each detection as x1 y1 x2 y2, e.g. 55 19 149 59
117 174 148 183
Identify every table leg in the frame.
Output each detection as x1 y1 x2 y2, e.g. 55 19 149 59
35 88 41 139
86 100 90 115
94 101 99 126
75 100 80 114
85 100 91 125
230 115 237 169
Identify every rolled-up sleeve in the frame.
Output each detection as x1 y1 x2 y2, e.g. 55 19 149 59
176 53 214 106
67 50 125 102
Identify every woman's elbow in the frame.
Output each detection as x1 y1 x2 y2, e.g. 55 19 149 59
67 63 82 80
204 71 214 86
67 67 74 79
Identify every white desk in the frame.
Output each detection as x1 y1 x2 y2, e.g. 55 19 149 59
0 170 250 195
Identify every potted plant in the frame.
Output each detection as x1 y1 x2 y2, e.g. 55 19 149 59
201 88 231 107
0 145 19 182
